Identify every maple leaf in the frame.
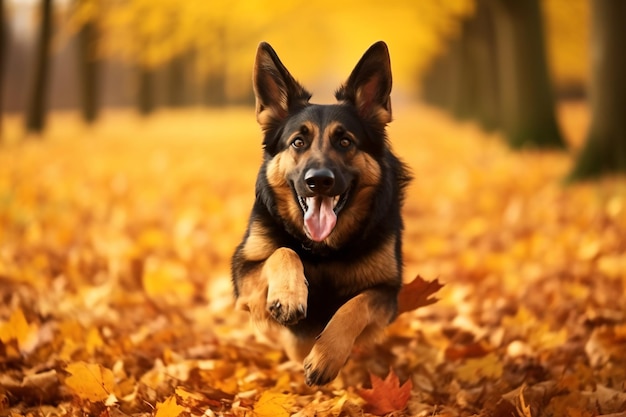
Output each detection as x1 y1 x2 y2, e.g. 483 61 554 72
0 308 39 353
253 391 296 417
397 275 444 315
65 362 116 403
357 369 413 415
455 352 503 384
155 395 185 417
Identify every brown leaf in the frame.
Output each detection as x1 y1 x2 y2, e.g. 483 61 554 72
357 369 412 415
397 275 444 315
445 341 490 361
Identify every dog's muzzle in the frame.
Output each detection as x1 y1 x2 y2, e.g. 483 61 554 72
297 168 351 242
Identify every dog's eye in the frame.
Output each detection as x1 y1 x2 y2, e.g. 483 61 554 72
291 137 305 148
339 137 353 148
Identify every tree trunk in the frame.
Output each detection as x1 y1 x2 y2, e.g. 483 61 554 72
463 0 500 131
569 0 626 180
490 0 565 149
0 0 5 142
166 54 186 107
77 16 99 123
203 71 227 106
137 66 155 116
25 0 53 134
420 0 499 132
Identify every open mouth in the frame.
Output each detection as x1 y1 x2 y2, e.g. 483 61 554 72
297 188 350 215
295 186 351 242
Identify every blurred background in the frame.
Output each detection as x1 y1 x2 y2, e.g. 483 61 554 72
2 0 625 179
1 0 590 130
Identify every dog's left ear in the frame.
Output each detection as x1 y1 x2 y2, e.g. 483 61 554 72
335 41 392 126
253 42 311 132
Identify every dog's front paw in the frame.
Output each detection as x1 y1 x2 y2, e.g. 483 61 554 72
303 339 350 386
267 277 308 326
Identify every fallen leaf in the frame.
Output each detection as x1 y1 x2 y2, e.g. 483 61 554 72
455 352 503 384
357 369 412 415
0 308 38 352
445 341 490 360
65 362 116 402
253 391 295 417
155 395 185 417
397 275 444 315
517 387 532 417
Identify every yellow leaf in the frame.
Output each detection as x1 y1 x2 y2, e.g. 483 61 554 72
517 387 533 417
0 308 38 351
155 395 185 417
253 391 295 417
65 362 116 402
86 327 104 355
175 386 204 402
456 352 503 384
142 257 194 303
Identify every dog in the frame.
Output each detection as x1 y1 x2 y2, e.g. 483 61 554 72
231 41 410 386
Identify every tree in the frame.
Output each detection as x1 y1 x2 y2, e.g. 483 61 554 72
166 53 187 107
0 0 6 141
76 13 99 123
137 66 155 116
488 0 565 149
421 0 566 149
569 0 626 180
25 0 54 134
423 3 499 131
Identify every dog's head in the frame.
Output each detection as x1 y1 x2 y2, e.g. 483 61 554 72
254 41 393 247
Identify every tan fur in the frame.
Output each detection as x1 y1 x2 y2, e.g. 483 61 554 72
234 265 269 324
241 221 278 261
326 152 382 248
355 77 392 125
302 290 394 383
235 248 308 328
265 153 303 229
264 247 308 322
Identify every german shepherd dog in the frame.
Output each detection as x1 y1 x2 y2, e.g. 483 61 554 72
232 41 410 386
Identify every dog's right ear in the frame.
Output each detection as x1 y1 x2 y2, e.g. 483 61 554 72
253 42 311 132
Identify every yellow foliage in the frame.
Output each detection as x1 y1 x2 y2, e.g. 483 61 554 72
253 391 296 417
155 395 185 417
542 0 590 86
455 352 503 384
65 362 116 402
65 0 475 95
0 308 38 352
142 257 195 304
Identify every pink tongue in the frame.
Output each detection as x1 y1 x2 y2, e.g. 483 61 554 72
304 196 337 242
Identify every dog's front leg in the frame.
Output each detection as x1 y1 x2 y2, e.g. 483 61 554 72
234 247 308 327
264 247 308 326
303 289 396 386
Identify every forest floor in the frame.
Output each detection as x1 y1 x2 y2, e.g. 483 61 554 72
1 102 625 417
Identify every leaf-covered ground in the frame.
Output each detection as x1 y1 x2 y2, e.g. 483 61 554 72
1 103 625 417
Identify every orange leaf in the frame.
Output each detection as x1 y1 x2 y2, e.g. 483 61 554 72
65 362 116 402
357 369 412 415
155 395 185 417
253 391 295 417
397 275 444 315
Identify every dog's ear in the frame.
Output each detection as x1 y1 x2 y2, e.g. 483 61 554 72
335 41 392 126
253 42 311 132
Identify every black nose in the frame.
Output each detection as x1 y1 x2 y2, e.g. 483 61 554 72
305 168 335 194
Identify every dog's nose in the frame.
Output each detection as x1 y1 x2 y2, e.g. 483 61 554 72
305 168 335 194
